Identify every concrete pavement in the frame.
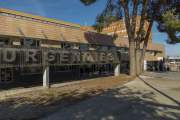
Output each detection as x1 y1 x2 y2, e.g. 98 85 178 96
39 71 180 120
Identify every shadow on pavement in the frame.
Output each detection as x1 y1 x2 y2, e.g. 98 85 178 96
1 72 180 120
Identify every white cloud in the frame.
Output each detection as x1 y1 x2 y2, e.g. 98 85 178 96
30 0 47 17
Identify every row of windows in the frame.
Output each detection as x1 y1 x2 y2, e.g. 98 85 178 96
107 25 145 35
0 12 82 30
20 39 41 46
103 20 141 31
20 66 75 75
107 29 127 35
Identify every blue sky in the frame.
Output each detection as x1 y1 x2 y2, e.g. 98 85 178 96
0 0 179 57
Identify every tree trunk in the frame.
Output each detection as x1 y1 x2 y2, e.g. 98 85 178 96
129 40 136 76
136 39 141 75
140 1 161 72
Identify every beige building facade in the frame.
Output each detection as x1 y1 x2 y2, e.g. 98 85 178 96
0 8 165 87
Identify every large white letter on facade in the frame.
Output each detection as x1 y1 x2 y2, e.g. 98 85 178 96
100 53 106 61
45 50 55 61
61 51 69 61
73 52 80 61
26 50 37 61
3 49 16 62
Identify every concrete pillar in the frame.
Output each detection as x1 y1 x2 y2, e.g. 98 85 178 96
114 63 120 76
144 60 147 70
43 66 50 88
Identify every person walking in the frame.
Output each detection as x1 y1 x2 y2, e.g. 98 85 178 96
159 59 163 71
80 67 83 76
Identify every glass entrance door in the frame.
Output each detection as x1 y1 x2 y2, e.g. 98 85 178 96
0 68 13 83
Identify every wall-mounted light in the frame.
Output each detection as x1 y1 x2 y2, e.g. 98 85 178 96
60 33 65 39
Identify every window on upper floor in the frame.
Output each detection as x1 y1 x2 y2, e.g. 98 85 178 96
22 17 27 20
1 12 8 16
16 15 21 19
119 24 121 27
149 50 154 55
136 20 138 23
108 27 109 30
113 47 117 51
61 42 75 49
117 25 118 28
80 44 87 50
121 48 127 53
102 46 108 51
140 50 143 54
122 30 124 33
125 29 127 32
20 39 41 46
143 25 145 28
114 26 116 28
43 21 48 24
136 27 138 30
27 18 33 21
130 21 132 24
9 14 15 18
110 27 111 29
119 30 121 33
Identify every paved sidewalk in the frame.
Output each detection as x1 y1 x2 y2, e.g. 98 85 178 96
40 71 180 120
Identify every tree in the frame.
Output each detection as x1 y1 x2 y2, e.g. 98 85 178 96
167 55 170 62
156 1 180 44
80 0 180 76
162 9 180 44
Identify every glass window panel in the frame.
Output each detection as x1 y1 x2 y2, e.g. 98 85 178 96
0 40 4 45
43 21 48 24
121 48 126 53
37 40 40 46
113 47 117 51
80 44 87 50
9 14 15 18
33 19 38 22
102 46 108 51
48 22 53 25
38 20 42 23
16 15 21 19
2 13 8 16
27 18 32 21
22 17 27 20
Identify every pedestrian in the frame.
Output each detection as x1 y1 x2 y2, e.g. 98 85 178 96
99 67 101 75
80 67 83 76
150 66 153 71
155 66 158 71
159 59 163 71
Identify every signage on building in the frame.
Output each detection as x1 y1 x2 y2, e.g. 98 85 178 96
15 67 19 71
0 45 121 67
